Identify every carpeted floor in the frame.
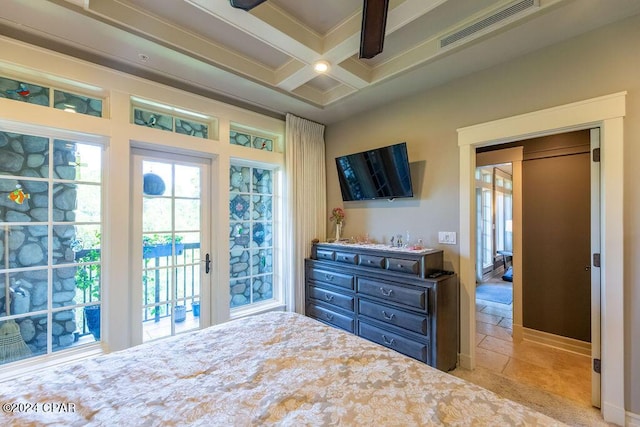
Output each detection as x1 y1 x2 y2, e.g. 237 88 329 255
450 366 613 426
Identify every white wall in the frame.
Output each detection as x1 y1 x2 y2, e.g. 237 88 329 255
325 13 640 414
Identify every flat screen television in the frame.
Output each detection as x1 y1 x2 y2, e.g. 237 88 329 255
335 142 414 201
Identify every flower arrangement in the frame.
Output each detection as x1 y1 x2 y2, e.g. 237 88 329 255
329 207 345 225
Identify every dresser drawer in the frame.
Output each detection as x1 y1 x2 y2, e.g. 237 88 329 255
308 268 354 289
358 300 428 336
357 278 426 310
359 321 429 363
335 251 358 265
308 285 355 312
315 249 335 261
386 257 420 275
307 304 354 333
358 254 385 269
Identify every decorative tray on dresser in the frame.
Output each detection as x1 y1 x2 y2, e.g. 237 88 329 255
305 242 458 372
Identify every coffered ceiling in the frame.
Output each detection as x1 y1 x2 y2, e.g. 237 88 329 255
1 0 640 124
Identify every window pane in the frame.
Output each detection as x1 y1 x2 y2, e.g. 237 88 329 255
175 199 200 231
133 108 173 131
229 165 250 192
1 270 49 317
251 248 272 275
174 165 200 198
53 140 102 182
230 249 249 279
175 118 208 139
230 131 251 147
1 178 49 222
0 132 49 178
143 198 172 232
253 169 272 194
53 91 103 117
0 226 49 268
230 195 250 221
252 136 273 151
252 195 272 221
252 275 273 302
230 278 250 307
0 77 49 106
251 222 271 248
230 222 251 250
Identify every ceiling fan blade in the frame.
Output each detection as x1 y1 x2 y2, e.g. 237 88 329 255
229 0 267 11
359 0 389 59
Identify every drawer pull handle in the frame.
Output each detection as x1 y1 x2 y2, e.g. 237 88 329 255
379 287 393 297
382 335 396 346
397 263 403 268
324 274 334 281
324 294 334 302
325 313 334 321
382 310 395 320
367 260 373 264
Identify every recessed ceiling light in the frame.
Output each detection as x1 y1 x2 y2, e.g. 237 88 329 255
313 60 330 73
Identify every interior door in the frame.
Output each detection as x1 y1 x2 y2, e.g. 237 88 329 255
132 149 211 344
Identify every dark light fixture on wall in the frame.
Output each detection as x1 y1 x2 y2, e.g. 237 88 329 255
229 0 266 11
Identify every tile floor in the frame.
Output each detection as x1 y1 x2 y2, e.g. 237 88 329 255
475 297 593 406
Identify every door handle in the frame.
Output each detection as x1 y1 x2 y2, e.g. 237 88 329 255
203 253 211 274
585 265 591 271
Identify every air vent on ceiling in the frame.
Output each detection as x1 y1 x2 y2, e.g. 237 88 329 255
440 0 539 49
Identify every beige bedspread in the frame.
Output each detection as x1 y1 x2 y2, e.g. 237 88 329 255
0 312 562 426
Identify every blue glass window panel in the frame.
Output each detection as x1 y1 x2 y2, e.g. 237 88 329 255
133 108 173 131
252 275 273 303
54 90 102 117
0 131 49 178
230 130 251 147
0 77 49 106
230 278 250 307
252 169 272 194
175 118 208 139
252 136 273 151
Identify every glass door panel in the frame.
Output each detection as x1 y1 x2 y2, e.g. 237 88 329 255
140 159 206 342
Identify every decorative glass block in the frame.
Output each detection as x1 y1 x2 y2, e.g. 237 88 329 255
230 278 250 307
54 90 102 117
252 275 273 303
133 108 173 131
0 77 49 106
229 222 251 250
251 222 272 248
229 166 250 192
252 169 272 194
230 130 251 147
251 248 272 275
253 136 273 151
252 195 272 221
229 194 250 221
175 118 208 139
0 131 49 178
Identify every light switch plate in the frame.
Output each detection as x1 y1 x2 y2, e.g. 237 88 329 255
438 231 457 245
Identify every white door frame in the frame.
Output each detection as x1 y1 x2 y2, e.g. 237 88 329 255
457 92 626 424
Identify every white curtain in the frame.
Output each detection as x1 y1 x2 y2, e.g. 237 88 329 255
285 113 326 314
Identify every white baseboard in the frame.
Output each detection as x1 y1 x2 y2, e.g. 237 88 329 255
523 327 591 357
459 352 473 370
603 401 626 425
627 410 640 427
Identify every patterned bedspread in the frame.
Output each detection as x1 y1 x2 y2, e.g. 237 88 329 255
0 312 562 426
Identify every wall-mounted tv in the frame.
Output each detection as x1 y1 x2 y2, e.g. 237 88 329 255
335 142 414 201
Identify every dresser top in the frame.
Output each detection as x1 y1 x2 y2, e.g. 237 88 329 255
317 242 437 255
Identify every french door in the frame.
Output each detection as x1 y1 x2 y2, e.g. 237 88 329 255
131 149 211 344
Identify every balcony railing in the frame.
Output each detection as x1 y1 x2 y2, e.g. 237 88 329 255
76 242 201 337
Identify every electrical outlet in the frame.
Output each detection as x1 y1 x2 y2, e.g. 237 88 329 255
438 232 456 245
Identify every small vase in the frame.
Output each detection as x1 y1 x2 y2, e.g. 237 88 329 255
335 223 342 241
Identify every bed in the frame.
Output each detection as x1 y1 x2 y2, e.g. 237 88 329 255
0 312 562 426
